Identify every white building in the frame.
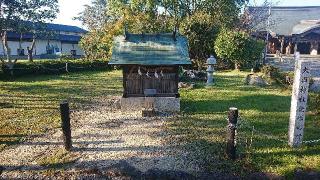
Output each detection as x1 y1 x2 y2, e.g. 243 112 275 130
0 23 87 58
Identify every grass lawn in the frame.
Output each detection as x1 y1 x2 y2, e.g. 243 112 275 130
0 69 319 178
0 70 122 150
175 70 320 178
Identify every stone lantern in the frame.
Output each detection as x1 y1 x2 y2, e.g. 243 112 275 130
206 55 216 86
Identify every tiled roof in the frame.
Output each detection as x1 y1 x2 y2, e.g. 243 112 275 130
292 20 320 34
248 6 320 36
22 21 87 33
7 31 82 42
45 23 87 33
109 33 191 65
6 22 86 42
7 31 33 39
59 34 82 42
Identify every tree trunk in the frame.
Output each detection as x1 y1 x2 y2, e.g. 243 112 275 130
28 38 36 62
18 33 23 55
1 31 17 75
27 49 33 62
195 59 203 71
2 31 11 62
0 33 5 58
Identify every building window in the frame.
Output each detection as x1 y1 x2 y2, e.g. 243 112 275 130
71 50 76 56
46 45 54 54
55 47 60 53
17 48 25 56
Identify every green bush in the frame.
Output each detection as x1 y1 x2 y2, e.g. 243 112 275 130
214 29 265 70
59 54 75 61
261 65 294 87
309 93 320 114
215 58 234 70
180 11 218 70
1 59 111 79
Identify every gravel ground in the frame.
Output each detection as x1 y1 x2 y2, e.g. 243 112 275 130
0 96 201 179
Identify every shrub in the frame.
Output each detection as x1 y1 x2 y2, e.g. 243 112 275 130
260 65 294 87
180 11 218 70
309 93 320 114
314 93 320 114
59 54 75 61
1 59 111 79
80 20 123 61
214 29 264 70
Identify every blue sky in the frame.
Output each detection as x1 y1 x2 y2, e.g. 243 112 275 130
54 0 320 28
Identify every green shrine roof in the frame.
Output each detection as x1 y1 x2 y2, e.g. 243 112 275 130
109 33 191 65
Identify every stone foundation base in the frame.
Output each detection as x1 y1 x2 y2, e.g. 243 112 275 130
120 97 180 112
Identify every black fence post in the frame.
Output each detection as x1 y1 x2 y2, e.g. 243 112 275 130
60 101 72 151
226 107 238 160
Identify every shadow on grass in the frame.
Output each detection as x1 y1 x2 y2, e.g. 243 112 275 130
182 94 291 114
0 69 115 83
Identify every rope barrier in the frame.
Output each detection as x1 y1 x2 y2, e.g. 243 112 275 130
237 115 320 145
303 139 320 144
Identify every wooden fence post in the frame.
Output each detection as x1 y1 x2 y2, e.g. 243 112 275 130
65 62 69 73
226 107 238 160
60 101 72 151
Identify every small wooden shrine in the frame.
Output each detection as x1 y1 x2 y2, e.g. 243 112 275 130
109 33 191 112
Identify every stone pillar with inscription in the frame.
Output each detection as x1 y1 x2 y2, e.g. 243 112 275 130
288 52 311 147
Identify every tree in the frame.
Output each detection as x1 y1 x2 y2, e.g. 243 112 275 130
75 0 109 30
214 29 264 70
180 11 218 70
78 0 171 60
80 20 124 60
77 0 249 69
0 0 59 69
161 0 247 28
239 0 277 32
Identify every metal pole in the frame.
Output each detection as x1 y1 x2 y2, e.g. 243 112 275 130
263 5 271 65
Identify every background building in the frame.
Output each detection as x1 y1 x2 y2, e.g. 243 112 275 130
0 23 87 58
249 6 320 55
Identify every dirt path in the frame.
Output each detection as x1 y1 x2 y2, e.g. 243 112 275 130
0 97 202 179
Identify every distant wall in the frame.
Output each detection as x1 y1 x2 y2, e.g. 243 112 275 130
0 40 84 56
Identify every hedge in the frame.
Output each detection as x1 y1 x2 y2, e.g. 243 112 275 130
0 59 113 79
